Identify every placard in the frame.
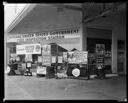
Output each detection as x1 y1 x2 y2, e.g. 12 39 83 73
63 52 68 62
16 44 41 54
27 62 31 67
42 55 51 66
58 56 63 63
68 51 88 64
38 56 42 63
42 45 51 55
52 56 56 63
16 56 20 61
25 54 32 62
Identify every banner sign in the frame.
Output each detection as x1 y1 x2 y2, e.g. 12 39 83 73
7 27 80 43
16 44 41 54
68 51 88 64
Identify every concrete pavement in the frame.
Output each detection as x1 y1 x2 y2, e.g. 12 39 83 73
4 74 126 101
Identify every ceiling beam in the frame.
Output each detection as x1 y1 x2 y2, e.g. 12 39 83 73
84 2 127 23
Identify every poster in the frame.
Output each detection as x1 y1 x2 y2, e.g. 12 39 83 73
63 52 68 62
25 54 32 62
58 56 63 63
68 51 88 64
16 56 20 61
37 66 46 74
96 44 105 55
52 56 56 63
42 45 51 55
27 62 31 67
16 44 41 54
42 55 51 66
38 56 42 63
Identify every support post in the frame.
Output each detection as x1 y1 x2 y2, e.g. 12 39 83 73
80 3 87 51
112 29 117 73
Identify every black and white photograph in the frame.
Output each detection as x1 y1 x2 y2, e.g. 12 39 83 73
4 2 127 101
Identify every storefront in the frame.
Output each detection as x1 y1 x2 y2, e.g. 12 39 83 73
5 3 126 76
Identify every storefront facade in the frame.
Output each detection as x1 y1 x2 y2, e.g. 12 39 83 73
5 3 126 75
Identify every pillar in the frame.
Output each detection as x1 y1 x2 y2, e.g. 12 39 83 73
112 28 117 73
124 41 126 75
80 3 87 51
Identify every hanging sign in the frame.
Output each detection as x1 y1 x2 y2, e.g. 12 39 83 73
16 44 41 54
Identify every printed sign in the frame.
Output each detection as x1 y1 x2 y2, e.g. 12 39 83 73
42 55 51 66
38 56 42 63
37 66 46 74
58 56 63 63
42 45 51 55
16 44 41 54
25 54 32 62
52 56 56 63
7 27 80 43
63 52 68 62
68 51 88 64
27 62 32 67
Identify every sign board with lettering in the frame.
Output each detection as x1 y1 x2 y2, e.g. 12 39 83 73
7 27 80 43
16 44 41 54
68 51 88 64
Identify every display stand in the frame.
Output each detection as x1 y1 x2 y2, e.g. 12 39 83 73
24 62 32 76
65 51 89 80
95 44 106 79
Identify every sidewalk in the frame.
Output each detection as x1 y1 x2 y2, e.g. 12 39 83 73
4 76 34 100
4 74 126 101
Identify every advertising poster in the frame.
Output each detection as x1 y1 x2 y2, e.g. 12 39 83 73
16 56 20 61
63 52 68 62
37 66 46 74
16 44 41 54
38 56 42 63
58 56 63 63
96 44 105 55
42 44 51 55
52 56 56 63
25 54 32 62
27 62 32 67
42 55 51 66
68 51 88 64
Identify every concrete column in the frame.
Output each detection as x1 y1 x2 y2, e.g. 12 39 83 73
124 41 126 75
80 3 87 51
112 29 117 73
4 33 7 71
5 34 10 69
